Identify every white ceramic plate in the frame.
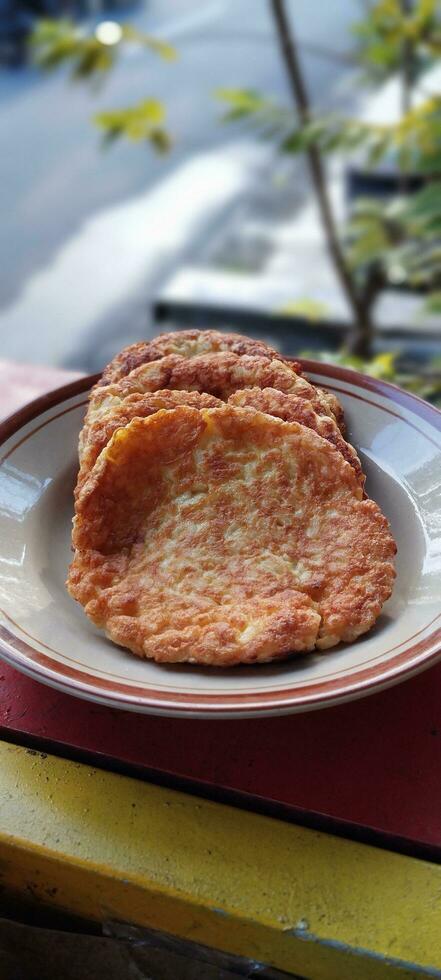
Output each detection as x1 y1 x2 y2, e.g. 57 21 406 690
0 360 440 718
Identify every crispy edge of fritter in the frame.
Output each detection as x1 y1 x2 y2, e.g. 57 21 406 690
87 352 343 436
75 389 222 496
98 328 302 385
228 387 363 488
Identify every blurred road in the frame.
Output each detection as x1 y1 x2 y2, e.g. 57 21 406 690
0 0 360 369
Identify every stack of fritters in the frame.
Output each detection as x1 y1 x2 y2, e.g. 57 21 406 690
68 329 396 666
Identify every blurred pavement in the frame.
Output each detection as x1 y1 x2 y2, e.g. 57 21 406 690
0 0 362 371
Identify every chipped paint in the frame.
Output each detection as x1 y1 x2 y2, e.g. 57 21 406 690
286 930 441 978
0 742 440 979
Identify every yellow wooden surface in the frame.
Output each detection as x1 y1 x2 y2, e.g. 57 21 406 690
0 741 440 980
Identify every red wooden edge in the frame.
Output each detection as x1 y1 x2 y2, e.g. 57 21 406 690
0 373 99 449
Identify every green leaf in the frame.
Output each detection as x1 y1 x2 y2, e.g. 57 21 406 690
367 352 397 379
424 290 441 314
30 16 176 83
276 298 329 321
216 88 270 121
149 128 172 154
281 128 311 153
302 348 441 405
345 179 441 293
217 88 265 108
73 40 114 78
351 0 440 84
365 131 391 167
30 18 117 78
94 99 170 152
121 25 177 60
404 182 441 218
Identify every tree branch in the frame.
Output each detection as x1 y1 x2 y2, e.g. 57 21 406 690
269 0 375 352
400 0 414 116
399 0 415 193
180 31 359 66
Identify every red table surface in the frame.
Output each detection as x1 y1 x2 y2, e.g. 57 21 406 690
2 660 441 859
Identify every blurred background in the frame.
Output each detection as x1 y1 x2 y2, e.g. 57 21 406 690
0 0 440 398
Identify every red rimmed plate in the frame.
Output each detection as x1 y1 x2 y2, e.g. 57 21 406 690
0 361 439 718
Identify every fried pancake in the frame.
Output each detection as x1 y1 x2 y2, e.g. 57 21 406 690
69 406 396 665
99 328 302 385
84 352 341 450
76 389 222 493
228 387 364 488
98 328 343 430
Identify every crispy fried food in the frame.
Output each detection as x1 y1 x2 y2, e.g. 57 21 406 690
99 328 302 385
84 352 341 449
76 389 222 493
228 387 364 488
98 328 343 430
68 406 396 665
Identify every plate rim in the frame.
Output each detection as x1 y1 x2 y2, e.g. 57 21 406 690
0 359 440 718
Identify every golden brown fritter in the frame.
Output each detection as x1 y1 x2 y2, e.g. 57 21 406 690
76 389 222 493
228 387 364 488
69 406 396 665
99 328 302 385
85 352 341 445
97 329 343 430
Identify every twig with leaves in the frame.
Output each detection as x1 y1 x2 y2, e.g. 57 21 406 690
30 18 176 152
218 0 441 356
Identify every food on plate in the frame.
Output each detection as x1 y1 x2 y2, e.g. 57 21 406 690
228 387 364 488
84 351 343 439
68 328 396 667
98 328 302 386
77 389 222 492
69 405 396 666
